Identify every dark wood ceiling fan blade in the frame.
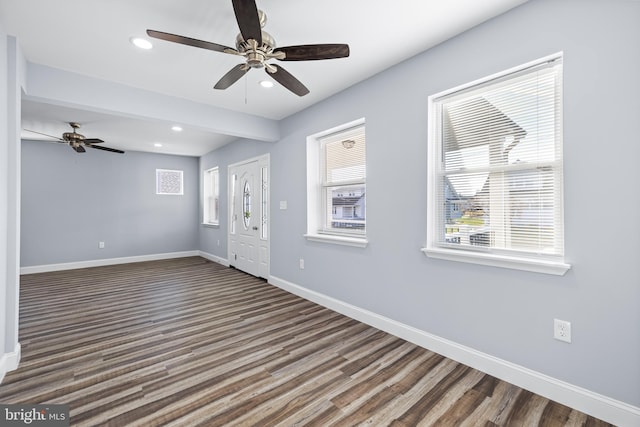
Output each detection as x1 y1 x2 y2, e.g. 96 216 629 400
275 44 350 61
22 128 65 142
231 0 262 45
73 145 86 153
214 64 249 90
267 65 309 97
146 30 233 53
90 145 124 154
83 138 104 144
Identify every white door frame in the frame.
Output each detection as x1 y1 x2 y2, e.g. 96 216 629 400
228 154 270 279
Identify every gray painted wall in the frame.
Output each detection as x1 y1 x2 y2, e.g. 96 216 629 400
21 140 199 266
199 0 640 407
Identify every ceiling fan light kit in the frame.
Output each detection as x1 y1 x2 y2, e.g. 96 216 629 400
147 0 350 96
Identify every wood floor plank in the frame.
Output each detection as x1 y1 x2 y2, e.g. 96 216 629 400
0 257 613 426
430 388 489 426
394 363 473 425
416 369 487 426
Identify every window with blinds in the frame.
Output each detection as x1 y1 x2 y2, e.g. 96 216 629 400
320 124 366 235
203 167 220 225
427 54 567 272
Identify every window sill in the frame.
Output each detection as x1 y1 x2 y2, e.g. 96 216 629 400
421 246 571 276
202 222 220 228
304 233 368 248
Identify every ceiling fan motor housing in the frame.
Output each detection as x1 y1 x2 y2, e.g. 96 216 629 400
235 30 275 68
62 131 84 143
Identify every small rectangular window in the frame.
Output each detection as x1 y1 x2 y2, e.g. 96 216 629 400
156 169 183 195
203 167 220 225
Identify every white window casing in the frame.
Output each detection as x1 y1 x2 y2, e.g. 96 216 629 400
424 53 570 275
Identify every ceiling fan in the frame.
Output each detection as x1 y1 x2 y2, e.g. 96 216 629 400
147 0 350 96
23 122 125 154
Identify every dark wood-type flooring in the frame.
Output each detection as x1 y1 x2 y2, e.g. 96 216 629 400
0 257 613 426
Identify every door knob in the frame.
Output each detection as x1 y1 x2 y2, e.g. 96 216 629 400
252 226 259 230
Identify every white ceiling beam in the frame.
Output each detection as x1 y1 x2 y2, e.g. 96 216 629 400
23 63 280 143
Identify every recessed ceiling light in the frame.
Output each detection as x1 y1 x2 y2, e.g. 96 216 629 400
171 125 183 132
154 143 163 148
259 80 274 88
130 37 153 50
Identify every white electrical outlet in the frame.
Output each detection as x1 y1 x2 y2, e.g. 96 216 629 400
554 319 571 343
299 258 304 269
98 241 105 249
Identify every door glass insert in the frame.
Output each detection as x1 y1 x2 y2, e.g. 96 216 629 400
261 166 268 240
230 174 237 234
243 179 251 229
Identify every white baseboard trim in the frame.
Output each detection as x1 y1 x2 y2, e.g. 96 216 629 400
20 251 200 275
269 275 640 427
198 251 230 267
0 343 21 385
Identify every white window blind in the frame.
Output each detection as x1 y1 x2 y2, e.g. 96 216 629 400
430 55 564 261
320 124 366 234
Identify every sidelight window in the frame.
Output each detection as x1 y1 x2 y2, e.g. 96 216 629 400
203 167 220 225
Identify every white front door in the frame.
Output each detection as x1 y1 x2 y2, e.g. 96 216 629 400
228 155 269 278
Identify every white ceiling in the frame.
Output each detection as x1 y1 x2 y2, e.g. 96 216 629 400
1 0 528 156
